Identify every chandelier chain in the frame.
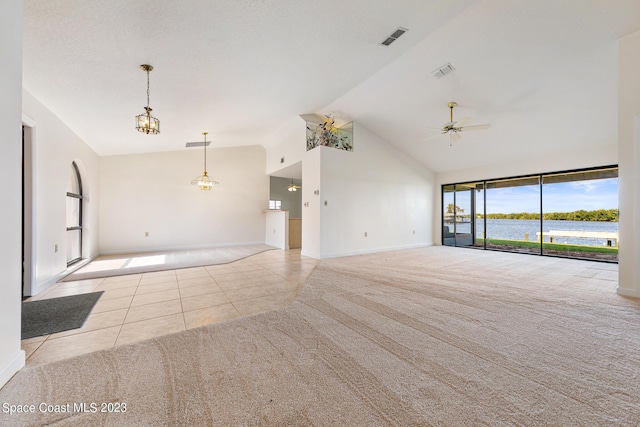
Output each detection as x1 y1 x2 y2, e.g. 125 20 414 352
203 134 207 172
135 64 159 135
146 70 150 108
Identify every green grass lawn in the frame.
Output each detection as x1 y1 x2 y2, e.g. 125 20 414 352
476 238 618 254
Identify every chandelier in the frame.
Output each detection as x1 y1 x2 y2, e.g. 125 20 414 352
191 132 219 191
135 64 160 134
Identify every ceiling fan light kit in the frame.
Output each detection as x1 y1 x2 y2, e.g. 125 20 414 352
135 64 160 135
190 132 219 191
288 179 301 192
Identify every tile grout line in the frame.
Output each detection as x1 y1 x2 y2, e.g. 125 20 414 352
113 273 145 348
24 250 313 365
177 268 191 330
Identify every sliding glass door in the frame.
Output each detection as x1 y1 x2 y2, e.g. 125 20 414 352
541 167 618 261
443 182 482 248
484 176 541 255
443 166 618 262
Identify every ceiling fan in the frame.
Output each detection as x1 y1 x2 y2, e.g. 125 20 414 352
287 179 301 192
427 102 491 145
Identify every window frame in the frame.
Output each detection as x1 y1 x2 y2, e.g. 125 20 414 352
441 164 619 263
66 162 83 266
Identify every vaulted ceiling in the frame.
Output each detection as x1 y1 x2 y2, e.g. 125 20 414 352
23 0 640 173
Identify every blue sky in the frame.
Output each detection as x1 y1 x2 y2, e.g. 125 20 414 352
481 178 618 214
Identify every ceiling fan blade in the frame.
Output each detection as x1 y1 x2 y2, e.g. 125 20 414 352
453 117 471 127
459 124 491 131
451 132 462 142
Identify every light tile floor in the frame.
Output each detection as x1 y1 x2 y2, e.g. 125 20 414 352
22 249 318 366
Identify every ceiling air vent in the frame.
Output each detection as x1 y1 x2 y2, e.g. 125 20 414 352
431 62 455 78
380 27 408 46
185 141 211 148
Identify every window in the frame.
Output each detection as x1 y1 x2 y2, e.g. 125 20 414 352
66 162 83 265
442 166 618 262
269 200 282 210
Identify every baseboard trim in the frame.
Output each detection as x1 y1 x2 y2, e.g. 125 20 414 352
318 243 433 259
0 349 25 390
300 250 320 259
32 254 99 296
616 286 639 298
98 241 266 256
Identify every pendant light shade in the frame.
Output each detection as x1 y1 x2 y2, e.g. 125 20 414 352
135 64 160 134
191 132 219 191
195 171 216 191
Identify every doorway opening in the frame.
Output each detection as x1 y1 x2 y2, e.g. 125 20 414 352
22 121 35 298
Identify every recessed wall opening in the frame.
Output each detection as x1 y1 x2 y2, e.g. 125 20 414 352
269 175 302 250
442 165 619 262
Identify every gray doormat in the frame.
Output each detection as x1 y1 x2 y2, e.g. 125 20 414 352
21 292 104 340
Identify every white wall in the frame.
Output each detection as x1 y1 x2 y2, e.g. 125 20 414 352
265 210 289 249
265 117 307 175
303 123 434 258
99 146 268 253
617 31 640 297
301 147 322 258
433 145 618 243
22 90 101 294
0 0 25 389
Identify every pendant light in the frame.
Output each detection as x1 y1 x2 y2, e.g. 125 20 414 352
135 64 160 134
191 132 219 190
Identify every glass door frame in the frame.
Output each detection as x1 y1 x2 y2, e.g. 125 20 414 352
442 183 478 248
441 164 618 263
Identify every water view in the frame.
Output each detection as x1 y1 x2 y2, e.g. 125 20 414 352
443 167 619 261
453 219 619 246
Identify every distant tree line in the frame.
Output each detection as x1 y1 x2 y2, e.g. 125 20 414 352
476 208 618 222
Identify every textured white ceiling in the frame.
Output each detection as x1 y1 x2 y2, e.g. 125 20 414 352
23 0 474 156
323 0 640 172
22 0 640 172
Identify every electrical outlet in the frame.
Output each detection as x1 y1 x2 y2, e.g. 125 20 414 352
144 232 149 237
54 244 58 253
324 200 328 206
364 232 368 237
413 230 416 235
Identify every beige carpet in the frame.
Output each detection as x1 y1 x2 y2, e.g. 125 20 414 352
2 246 640 426
60 244 277 281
